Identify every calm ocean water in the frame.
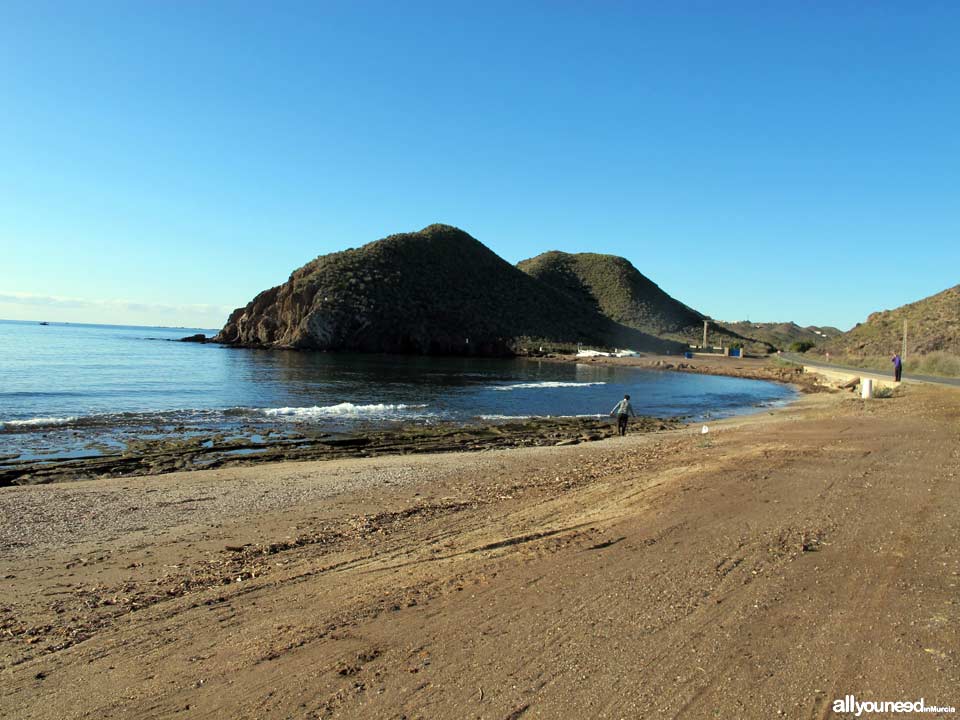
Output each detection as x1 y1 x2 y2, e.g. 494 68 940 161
0 319 795 460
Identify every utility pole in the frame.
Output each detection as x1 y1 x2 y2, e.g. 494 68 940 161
902 320 907 363
702 320 708 349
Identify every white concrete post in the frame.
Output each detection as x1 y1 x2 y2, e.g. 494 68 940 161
861 378 873 400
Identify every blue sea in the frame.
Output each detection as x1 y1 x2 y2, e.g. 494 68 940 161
0 319 795 461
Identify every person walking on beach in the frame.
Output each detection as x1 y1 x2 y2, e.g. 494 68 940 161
610 394 637 436
892 352 903 382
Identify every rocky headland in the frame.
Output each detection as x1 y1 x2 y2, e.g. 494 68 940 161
214 225 692 356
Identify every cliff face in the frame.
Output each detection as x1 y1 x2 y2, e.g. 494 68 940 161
517 251 760 349
216 225 682 355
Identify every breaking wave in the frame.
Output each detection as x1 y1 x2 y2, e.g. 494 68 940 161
0 403 434 432
492 381 607 392
262 403 429 418
0 416 79 430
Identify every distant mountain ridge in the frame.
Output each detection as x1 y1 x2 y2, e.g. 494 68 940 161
215 225 684 355
718 321 841 351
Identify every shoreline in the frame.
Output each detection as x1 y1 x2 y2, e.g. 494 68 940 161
0 356 804 488
0 358 806 488
539 351 826 392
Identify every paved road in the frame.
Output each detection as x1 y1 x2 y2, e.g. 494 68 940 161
783 353 960 387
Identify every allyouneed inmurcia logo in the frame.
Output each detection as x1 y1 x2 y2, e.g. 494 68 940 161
833 695 956 716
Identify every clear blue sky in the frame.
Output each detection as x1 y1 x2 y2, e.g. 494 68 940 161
2 1 957 330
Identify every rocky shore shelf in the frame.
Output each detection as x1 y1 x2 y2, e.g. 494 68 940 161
0 416 681 487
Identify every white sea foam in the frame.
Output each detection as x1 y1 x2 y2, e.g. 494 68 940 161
492 381 607 392
0 416 78 429
262 403 429 418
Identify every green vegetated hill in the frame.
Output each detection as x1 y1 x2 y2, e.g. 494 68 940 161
821 284 960 358
516 251 765 350
216 225 684 356
718 321 841 351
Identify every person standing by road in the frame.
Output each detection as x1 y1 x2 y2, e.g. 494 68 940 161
610 394 637 436
892 352 903 382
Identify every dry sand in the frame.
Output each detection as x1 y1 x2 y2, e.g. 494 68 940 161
1 379 958 719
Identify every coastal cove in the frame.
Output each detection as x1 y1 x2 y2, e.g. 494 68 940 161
0 320 795 483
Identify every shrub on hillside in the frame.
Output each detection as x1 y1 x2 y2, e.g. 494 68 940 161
908 351 960 378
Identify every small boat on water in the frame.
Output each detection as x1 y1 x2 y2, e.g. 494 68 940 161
38 321 50 326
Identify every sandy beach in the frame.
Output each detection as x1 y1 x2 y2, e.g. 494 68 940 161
1 369 958 719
